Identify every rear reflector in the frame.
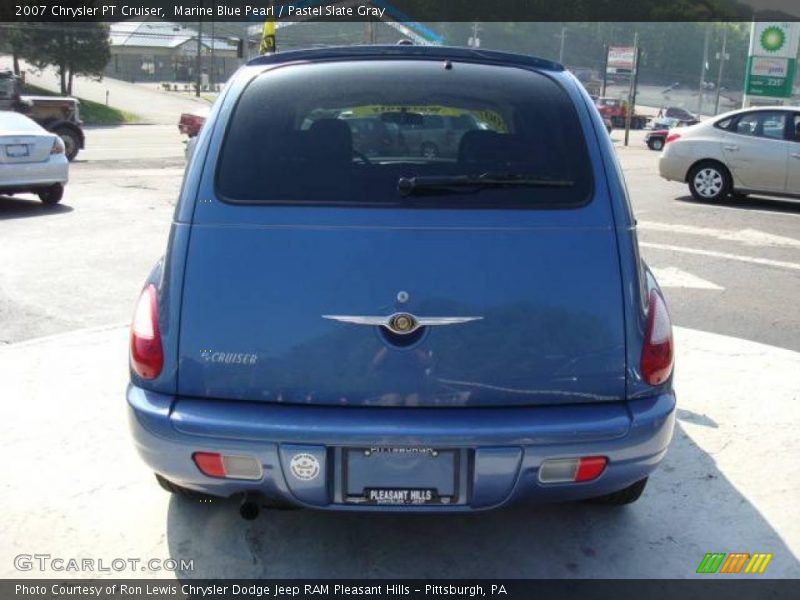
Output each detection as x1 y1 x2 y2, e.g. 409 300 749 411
129 284 163 379
539 456 607 483
641 289 674 385
192 452 263 480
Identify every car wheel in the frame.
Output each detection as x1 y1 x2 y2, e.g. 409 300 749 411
587 477 648 505
688 161 731 202
54 127 80 161
649 138 664 151
155 474 217 502
37 184 64 205
420 142 439 159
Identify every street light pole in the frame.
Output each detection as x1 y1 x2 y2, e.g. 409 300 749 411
558 26 567 64
697 24 710 115
195 17 202 98
714 26 729 115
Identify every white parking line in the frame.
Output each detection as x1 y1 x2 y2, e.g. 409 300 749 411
638 221 800 248
641 242 800 271
650 266 724 290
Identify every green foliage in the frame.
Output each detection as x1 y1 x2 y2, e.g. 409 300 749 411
12 14 110 95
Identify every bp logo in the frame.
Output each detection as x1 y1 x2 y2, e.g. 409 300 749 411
760 26 786 53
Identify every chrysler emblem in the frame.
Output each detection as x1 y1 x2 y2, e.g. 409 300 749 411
322 312 482 335
388 313 416 334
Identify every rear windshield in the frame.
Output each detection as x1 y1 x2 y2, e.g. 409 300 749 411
216 60 593 208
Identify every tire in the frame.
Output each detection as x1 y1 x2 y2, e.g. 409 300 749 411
587 477 648 506
420 142 439 159
155 473 216 501
649 138 664 151
38 184 64 205
54 127 80 161
687 161 732 202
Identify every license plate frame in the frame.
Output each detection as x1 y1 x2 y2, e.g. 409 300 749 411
342 447 460 505
5 144 29 158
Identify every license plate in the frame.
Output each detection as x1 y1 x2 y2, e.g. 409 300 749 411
5 144 29 157
343 447 459 505
364 488 441 505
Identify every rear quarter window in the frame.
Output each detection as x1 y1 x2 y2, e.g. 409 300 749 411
216 60 593 208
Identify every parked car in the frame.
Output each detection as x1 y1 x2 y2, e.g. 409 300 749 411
0 111 68 204
645 120 691 151
178 108 208 138
398 113 482 158
0 70 85 161
128 46 675 517
659 106 800 201
661 106 699 125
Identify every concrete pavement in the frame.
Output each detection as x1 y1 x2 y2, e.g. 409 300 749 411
0 325 797 578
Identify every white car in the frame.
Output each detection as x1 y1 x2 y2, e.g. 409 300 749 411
0 110 68 204
659 106 800 202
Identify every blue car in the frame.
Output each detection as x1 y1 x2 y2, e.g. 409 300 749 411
128 46 675 516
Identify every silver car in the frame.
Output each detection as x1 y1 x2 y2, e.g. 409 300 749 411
0 111 68 204
659 106 800 202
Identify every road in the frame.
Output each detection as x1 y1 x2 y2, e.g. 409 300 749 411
0 125 798 578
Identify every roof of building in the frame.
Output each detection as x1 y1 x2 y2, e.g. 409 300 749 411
109 20 236 52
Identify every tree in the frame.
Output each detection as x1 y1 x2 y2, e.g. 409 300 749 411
16 22 110 95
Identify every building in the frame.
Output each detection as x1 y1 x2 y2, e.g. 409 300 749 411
107 20 240 84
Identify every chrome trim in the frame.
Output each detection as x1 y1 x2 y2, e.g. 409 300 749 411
322 312 483 335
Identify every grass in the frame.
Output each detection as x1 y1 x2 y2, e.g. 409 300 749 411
22 84 140 125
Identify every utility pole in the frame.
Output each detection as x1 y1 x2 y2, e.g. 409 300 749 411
195 17 202 98
624 32 639 147
210 18 215 87
697 24 710 115
601 45 608 97
557 26 567 64
714 26 729 115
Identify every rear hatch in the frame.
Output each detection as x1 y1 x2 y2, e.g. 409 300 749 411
177 58 625 408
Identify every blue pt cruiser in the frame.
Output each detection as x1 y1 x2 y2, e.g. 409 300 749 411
128 46 675 516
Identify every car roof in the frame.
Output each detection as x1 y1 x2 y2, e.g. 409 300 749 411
0 110 47 133
712 105 800 121
246 45 564 72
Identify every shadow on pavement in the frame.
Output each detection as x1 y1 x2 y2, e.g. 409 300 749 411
0 195 73 219
165 422 799 578
677 194 800 215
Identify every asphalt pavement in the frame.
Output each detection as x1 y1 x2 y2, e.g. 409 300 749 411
0 124 798 579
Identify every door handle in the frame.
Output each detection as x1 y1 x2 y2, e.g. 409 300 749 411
791 152 800 159
724 145 739 151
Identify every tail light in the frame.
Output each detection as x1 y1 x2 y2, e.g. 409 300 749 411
50 138 64 154
539 456 607 483
130 283 163 379
193 452 263 480
665 132 681 144
641 289 674 385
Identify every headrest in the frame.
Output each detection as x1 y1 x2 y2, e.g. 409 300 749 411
458 130 527 169
305 118 353 164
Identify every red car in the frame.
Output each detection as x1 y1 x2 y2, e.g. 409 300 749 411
178 108 209 138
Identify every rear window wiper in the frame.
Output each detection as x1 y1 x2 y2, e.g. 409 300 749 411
397 172 574 197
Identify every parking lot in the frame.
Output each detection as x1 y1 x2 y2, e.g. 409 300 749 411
1 125 799 578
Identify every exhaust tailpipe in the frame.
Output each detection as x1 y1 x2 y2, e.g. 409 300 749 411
239 494 260 520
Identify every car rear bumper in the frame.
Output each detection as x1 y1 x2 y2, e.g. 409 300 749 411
0 158 68 189
128 384 675 511
658 152 691 183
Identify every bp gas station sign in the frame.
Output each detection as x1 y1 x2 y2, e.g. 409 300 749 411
744 22 799 99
